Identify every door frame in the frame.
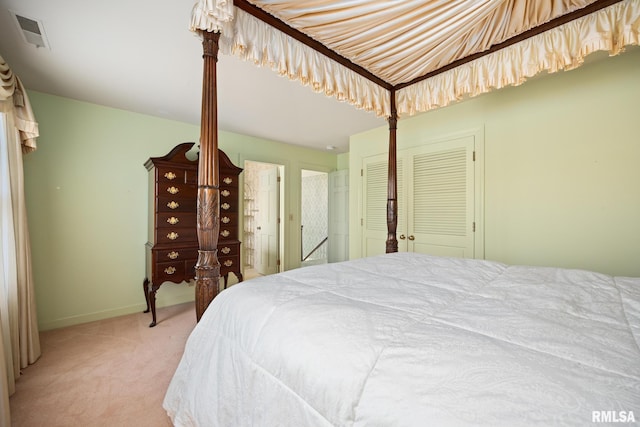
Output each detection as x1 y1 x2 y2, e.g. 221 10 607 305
300 169 329 266
255 166 280 275
242 159 285 275
355 127 485 260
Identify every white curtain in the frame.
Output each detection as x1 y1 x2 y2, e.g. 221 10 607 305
0 55 41 427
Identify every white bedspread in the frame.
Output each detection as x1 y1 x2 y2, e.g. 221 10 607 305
164 253 640 426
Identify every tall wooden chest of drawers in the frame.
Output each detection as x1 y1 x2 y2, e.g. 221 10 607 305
143 142 243 327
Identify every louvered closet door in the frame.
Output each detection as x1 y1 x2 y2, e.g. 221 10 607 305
406 136 475 257
362 154 406 256
362 134 476 258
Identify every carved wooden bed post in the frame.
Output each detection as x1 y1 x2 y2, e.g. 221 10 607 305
386 90 399 253
195 30 222 321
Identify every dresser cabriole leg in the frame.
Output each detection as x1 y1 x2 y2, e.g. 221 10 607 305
148 284 159 327
143 278 150 313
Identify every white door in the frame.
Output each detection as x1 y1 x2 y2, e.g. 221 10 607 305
362 154 406 257
328 169 349 262
406 136 475 257
362 134 478 258
255 167 279 275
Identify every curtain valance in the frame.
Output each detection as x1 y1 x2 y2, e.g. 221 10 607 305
0 56 38 153
190 5 391 117
190 0 639 119
397 0 640 115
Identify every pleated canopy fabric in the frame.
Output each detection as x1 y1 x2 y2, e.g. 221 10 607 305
190 0 640 117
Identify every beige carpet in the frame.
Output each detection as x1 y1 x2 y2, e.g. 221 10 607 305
9 302 196 427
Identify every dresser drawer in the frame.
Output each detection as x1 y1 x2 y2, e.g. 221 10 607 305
156 212 197 229
159 212 233 230
219 255 240 275
156 227 198 245
154 260 196 284
185 168 197 184
220 175 237 187
155 247 199 262
219 199 237 214
157 167 188 184
220 186 239 199
158 196 197 213
219 225 238 240
157 182 197 199
217 241 240 256
219 212 237 227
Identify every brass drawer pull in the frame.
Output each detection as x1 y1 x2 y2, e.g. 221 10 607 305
223 177 233 184
164 172 177 180
167 201 179 209
222 216 230 223
221 247 231 254
167 216 179 225
164 266 176 275
223 260 233 267
220 230 230 237
167 251 179 259
167 232 179 240
221 203 230 210
167 186 179 195
221 189 230 197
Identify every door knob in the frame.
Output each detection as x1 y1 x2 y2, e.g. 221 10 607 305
257 226 261 230
399 234 406 240
408 235 415 241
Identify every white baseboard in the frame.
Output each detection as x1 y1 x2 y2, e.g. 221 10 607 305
38 295 195 331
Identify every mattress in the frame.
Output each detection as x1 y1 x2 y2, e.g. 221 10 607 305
163 252 640 426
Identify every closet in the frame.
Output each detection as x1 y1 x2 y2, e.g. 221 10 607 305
362 134 481 258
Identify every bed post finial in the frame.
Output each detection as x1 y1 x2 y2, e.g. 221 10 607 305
195 30 222 322
386 90 398 254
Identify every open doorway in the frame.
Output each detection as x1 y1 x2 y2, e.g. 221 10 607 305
301 169 329 267
243 161 284 279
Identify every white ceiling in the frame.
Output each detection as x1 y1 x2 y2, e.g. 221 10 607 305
0 0 385 153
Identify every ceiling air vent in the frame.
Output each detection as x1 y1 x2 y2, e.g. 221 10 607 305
11 12 49 49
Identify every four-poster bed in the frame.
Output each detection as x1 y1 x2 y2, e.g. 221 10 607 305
166 0 640 425
190 0 639 317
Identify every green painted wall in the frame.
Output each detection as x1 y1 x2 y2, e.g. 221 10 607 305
24 92 337 330
350 48 640 277
336 152 349 170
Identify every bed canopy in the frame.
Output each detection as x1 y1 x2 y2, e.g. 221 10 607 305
187 0 640 319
